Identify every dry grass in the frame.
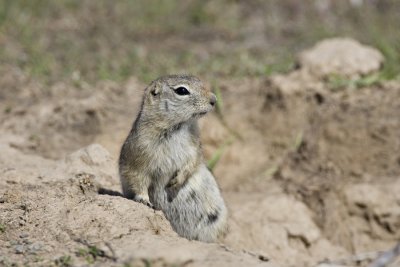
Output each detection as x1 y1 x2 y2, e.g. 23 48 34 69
0 0 399 84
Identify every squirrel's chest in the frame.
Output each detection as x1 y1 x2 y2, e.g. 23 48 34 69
146 131 196 176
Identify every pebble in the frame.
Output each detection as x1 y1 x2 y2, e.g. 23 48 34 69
28 243 42 253
15 245 25 254
19 233 29 238
23 239 32 244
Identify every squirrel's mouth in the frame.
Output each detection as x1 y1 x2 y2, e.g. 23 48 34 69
193 111 208 118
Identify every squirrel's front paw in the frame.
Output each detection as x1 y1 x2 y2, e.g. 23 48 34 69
165 175 185 202
134 194 154 209
166 173 185 189
166 177 178 188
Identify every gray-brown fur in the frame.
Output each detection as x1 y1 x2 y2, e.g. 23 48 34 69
119 74 228 242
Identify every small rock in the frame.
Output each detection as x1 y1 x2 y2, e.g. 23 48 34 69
19 232 29 238
15 245 25 254
66 144 111 166
28 243 42 254
22 239 32 245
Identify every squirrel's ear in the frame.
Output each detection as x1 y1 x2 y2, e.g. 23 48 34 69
145 82 161 104
149 83 161 96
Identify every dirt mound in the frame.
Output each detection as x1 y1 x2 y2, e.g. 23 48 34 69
298 38 384 79
1 38 399 267
0 143 273 267
1 77 144 159
268 38 385 94
272 83 400 251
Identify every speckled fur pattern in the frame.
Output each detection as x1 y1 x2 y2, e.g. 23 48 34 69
119 74 228 242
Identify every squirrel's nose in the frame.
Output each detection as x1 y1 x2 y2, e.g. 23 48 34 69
209 94 217 106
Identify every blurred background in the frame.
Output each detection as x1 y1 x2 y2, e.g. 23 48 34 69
1 0 399 84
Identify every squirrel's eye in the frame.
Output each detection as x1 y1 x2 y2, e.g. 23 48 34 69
174 87 190 96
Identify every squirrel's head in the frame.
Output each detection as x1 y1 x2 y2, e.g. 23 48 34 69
143 74 216 125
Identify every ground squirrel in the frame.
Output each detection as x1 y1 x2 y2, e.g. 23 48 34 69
119 74 228 242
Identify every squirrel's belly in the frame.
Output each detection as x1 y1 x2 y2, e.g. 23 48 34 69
149 165 228 242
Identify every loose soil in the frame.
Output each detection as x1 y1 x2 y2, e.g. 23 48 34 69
0 40 399 267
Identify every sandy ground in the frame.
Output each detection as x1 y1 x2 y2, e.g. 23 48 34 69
1 39 399 267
